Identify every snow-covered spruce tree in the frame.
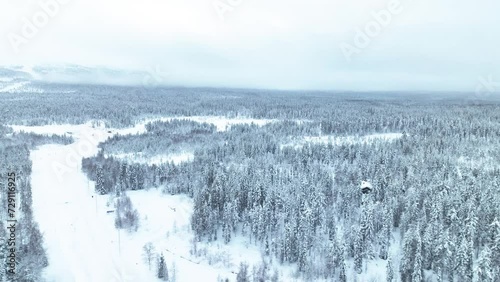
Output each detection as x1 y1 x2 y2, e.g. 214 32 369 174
96 165 106 195
412 231 423 282
324 240 337 278
490 218 500 278
456 235 473 282
143 242 155 270
252 260 270 282
236 262 250 282
474 245 493 282
360 199 375 260
354 227 363 274
435 228 454 280
379 205 392 260
222 221 231 244
400 226 415 282
222 201 238 243
119 162 128 191
157 253 169 281
422 220 435 271
386 255 394 282
339 243 347 282
114 194 140 232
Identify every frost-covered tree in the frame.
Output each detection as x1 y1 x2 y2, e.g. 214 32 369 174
456 235 473 282
114 194 140 232
157 253 169 281
412 231 423 282
474 245 493 282
96 165 106 195
339 244 347 282
236 262 250 282
143 242 155 270
354 227 363 274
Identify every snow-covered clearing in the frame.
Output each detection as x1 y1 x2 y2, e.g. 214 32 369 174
282 133 403 149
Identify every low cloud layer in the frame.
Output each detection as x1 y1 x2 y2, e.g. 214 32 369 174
1 0 498 91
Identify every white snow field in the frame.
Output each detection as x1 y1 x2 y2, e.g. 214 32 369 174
12 118 297 282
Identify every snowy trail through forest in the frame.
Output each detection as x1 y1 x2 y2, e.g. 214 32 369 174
28 125 157 282
16 117 278 282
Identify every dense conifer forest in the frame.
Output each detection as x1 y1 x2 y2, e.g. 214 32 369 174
1 85 500 281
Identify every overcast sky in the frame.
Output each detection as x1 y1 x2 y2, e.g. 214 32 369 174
1 0 499 91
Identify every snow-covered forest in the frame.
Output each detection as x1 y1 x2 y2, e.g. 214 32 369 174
1 80 500 281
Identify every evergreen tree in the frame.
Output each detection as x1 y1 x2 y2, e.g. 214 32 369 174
354 227 363 274
157 253 169 281
339 244 347 282
96 166 106 194
400 227 415 282
412 231 423 282
474 245 493 282
236 262 250 282
386 256 394 282
456 235 473 282
143 242 155 270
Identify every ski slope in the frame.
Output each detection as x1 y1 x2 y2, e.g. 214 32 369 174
16 119 289 282
28 124 160 282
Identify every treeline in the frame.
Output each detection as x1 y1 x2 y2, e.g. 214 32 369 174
3 80 495 129
0 137 67 280
0 129 75 281
99 120 218 157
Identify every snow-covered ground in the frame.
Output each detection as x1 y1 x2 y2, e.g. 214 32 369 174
282 133 403 149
